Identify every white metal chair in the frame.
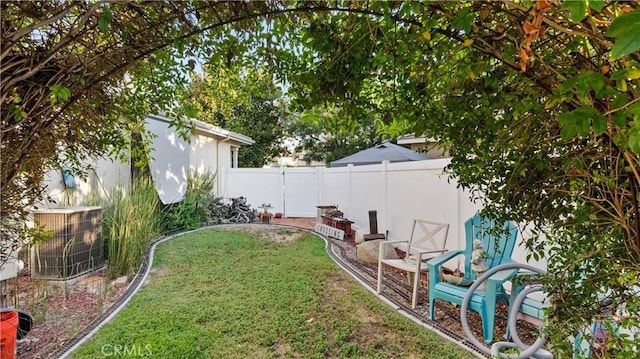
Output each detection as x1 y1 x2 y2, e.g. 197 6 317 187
377 219 449 309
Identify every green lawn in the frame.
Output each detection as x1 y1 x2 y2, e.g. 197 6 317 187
71 227 474 358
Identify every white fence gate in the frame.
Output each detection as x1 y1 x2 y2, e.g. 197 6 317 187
283 167 320 217
219 166 320 218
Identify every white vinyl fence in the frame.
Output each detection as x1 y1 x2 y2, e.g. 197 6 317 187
219 159 545 269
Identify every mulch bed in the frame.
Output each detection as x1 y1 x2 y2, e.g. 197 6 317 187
10 268 127 359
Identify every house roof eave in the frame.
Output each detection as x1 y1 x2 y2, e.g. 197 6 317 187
146 114 255 146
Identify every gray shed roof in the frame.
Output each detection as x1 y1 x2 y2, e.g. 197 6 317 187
330 142 431 167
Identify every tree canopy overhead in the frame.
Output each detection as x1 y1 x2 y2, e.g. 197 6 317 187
2 1 640 355
185 66 287 167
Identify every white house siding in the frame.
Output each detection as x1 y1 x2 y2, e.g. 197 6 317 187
215 141 234 172
145 116 190 204
42 155 130 207
145 115 253 204
189 131 217 175
41 115 253 207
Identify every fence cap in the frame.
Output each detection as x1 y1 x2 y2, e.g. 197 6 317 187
34 206 102 213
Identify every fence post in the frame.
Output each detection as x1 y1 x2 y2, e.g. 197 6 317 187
281 166 286 217
382 160 389 234
347 164 353 219
218 167 227 199
317 166 323 207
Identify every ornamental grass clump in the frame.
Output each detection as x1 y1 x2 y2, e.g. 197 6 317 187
102 176 162 278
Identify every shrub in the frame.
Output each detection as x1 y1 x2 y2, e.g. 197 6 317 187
162 171 216 232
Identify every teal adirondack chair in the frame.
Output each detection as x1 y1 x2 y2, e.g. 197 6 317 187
427 213 518 343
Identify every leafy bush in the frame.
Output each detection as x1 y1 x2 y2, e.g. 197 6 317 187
162 171 216 232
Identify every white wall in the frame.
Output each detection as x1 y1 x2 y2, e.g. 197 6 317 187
220 167 284 213
318 167 350 214
216 141 234 171
284 167 320 217
42 118 242 206
145 117 190 204
42 155 130 207
190 132 217 175
40 151 545 271
220 159 546 270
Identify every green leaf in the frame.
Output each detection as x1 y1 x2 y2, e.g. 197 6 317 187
616 79 628 92
559 107 606 139
98 8 112 34
174 38 186 55
606 9 640 59
591 113 608 135
610 69 628 81
572 107 604 137
606 9 640 37
49 85 71 105
629 118 640 153
560 124 577 140
560 75 581 93
546 93 572 108
626 68 640 80
575 78 593 105
184 104 199 118
613 132 628 148
613 112 627 127
573 106 598 117
422 17 439 30
630 137 640 153
610 33 640 60
559 112 579 140
451 7 475 33
60 87 70 100
588 0 605 12
611 89 629 108
577 119 590 137
626 102 640 120
588 71 606 92
562 0 587 22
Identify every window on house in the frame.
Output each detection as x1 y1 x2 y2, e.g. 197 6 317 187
231 147 239 168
